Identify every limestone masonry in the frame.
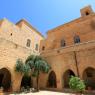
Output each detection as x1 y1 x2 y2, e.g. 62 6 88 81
40 5 95 90
0 5 95 92
0 18 44 91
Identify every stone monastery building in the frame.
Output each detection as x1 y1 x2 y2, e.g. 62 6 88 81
0 18 44 91
0 5 95 92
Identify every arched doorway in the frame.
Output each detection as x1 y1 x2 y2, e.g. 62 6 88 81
0 68 11 91
21 75 33 89
83 67 95 89
47 71 57 88
63 70 75 88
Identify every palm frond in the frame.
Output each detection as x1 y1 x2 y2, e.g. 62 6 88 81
15 59 23 73
22 64 31 76
25 55 51 76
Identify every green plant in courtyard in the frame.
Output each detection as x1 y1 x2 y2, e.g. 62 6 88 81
69 76 86 92
25 55 51 91
15 59 31 76
15 59 24 73
22 64 31 76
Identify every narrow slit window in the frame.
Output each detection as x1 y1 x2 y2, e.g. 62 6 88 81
42 46 45 50
61 39 66 47
26 39 31 47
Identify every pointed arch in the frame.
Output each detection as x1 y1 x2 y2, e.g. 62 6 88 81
82 67 95 89
47 71 57 88
20 75 33 89
63 69 75 88
0 68 11 91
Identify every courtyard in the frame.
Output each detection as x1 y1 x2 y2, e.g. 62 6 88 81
10 91 76 95
0 1 95 95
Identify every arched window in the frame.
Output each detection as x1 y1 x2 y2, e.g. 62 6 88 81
26 39 31 47
74 35 80 44
61 39 66 47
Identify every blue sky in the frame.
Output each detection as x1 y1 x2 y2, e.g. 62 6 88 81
1 0 95 35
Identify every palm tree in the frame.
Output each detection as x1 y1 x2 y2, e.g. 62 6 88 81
15 59 24 73
15 59 31 76
25 55 51 91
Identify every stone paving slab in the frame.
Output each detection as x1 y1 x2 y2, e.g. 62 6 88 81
10 91 80 95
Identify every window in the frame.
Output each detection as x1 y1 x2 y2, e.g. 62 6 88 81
26 39 31 47
86 11 90 15
74 35 80 44
61 39 66 47
35 44 39 51
42 46 45 50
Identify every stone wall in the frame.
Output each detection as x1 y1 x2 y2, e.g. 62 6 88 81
0 38 33 91
0 19 44 54
40 6 95 52
40 6 95 90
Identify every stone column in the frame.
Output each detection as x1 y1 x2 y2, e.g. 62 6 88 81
12 72 23 92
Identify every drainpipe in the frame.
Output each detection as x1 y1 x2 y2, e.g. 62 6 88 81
74 51 80 77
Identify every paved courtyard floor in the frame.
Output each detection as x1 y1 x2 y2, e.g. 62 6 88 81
9 91 79 95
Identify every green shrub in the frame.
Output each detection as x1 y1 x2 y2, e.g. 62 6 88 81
69 76 86 92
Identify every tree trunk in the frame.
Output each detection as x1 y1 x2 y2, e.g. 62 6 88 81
36 71 39 91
